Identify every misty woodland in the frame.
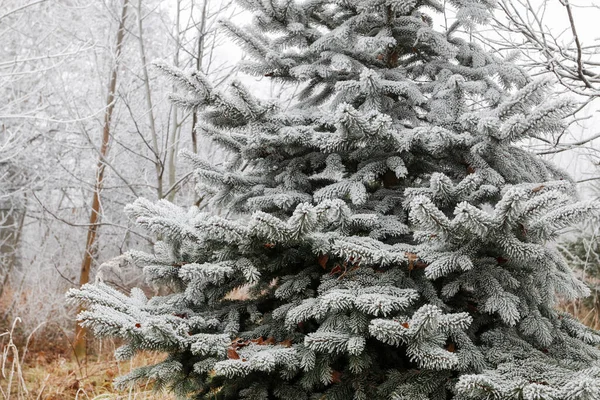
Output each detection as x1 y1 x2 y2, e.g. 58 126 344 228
5 0 600 399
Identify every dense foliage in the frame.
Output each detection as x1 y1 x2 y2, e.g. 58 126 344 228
70 0 600 399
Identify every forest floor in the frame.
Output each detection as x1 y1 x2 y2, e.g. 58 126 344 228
0 327 175 400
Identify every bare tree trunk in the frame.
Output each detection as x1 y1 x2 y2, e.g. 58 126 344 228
166 0 181 202
0 198 26 302
0 204 16 277
74 0 130 360
137 0 163 199
191 0 209 154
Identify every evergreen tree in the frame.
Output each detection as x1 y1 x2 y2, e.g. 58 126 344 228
68 0 600 398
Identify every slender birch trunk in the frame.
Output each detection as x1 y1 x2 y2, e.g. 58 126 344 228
74 0 129 360
137 0 163 199
191 0 209 154
166 0 181 202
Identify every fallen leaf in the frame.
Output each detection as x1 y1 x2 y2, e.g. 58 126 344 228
231 337 245 348
401 322 410 329
318 254 329 269
532 185 545 193
264 337 276 345
251 337 264 345
405 252 418 270
330 264 343 275
280 339 293 347
331 370 342 384
227 348 240 360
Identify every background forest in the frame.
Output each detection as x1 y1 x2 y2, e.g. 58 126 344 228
2 0 600 398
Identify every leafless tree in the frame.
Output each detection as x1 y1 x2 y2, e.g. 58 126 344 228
491 1 600 99
74 0 130 359
0 0 240 350
472 0 600 185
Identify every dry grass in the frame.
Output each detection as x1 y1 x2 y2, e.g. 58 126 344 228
561 299 600 331
0 320 175 400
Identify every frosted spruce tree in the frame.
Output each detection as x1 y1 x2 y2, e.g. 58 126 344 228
69 0 600 398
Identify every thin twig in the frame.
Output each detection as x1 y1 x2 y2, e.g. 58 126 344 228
561 0 593 88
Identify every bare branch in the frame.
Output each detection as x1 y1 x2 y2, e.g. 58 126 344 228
0 0 48 22
561 0 592 88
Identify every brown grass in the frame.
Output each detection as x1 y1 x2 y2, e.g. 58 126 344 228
561 299 600 331
0 320 175 400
